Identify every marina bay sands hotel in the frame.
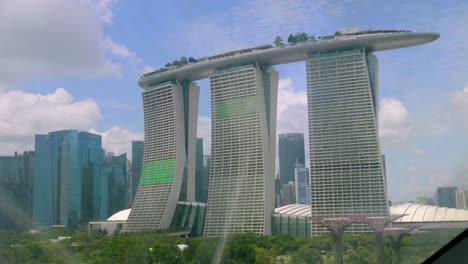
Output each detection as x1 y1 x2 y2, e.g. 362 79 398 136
122 28 438 236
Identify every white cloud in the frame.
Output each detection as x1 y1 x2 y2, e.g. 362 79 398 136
89 126 143 157
87 0 115 24
276 78 308 135
378 98 410 144
0 88 101 155
197 116 212 155
276 77 309 168
0 0 141 90
103 36 136 59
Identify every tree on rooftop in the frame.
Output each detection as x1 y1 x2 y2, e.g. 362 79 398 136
295 32 309 43
188 57 197 63
274 36 284 47
287 34 297 45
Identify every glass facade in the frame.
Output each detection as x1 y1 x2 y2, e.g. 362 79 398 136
0 151 34 230
307 49 388 234
278 133 305 194
437 187 457 208
294 164 310 205
32 130 109 228
104 153 128 218
194 138 206 202
131 141 144 203
271 214 311 238
170 202 206 237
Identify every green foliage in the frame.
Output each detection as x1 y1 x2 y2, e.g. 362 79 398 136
150 240 180 264
294 32 309 43
188 57 197 63
0 228 463 264
291 246 320 264
274 36 284 46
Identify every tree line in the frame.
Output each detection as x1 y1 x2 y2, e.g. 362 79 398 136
0 227 461 263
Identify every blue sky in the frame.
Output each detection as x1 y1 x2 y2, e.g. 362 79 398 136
0 0 467 201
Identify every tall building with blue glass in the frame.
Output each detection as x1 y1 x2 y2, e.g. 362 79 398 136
294 163 310 205
278 133 305 192
32 130 112 228
104 153 128 217
131 141 144 204
437 187 458 208
0 151 34 230
194 138 206 203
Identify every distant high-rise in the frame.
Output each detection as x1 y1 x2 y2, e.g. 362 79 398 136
437 187 457 208
294 163 310 205
281 181 296 206
32 130 105 228
202 155 211 203
102 153 127 218
307 49 388 234
0 151 34 230
131 141 144 203
278 133 305 189
456 190 468 209
194 138 206 202
204 65 278 236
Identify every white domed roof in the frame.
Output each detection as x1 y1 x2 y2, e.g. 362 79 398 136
107 208 132 221
274 203 468 223
390 203 468 222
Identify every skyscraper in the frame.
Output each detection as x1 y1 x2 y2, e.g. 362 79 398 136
456 190 468 209
437 187 458 208
281 181 296 206
294 163 310 205
0 151 34 230
123 81 199 232
131 141 144 203
32 130 106 228
103 153 128 217
194 138 206 202
307 49 388 234
204 64 278 236
278 133 305 189
135 28 438 235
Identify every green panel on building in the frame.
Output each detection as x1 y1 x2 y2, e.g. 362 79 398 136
139 159 176 185
215 95 258 118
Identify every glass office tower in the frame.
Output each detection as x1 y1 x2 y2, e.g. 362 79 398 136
294 163 310 205
204 65 278 236
307 49 388 234
278 133 305 189
0 152 34 230
33 130 105 228
131 140 144 203
123 81 199 232
437 187 458 208
194 138 206 202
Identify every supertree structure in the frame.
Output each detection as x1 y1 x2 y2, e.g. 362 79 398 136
384 226 420 264
308 215 366 264
363 215 407 264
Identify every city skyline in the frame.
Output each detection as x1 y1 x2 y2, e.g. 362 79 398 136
0 0 466 203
